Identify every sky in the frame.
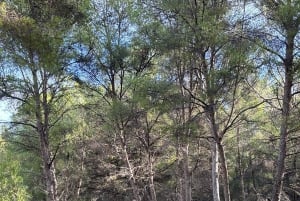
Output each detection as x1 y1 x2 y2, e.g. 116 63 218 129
0 100 12 122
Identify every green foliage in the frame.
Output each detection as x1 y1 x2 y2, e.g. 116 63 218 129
0 0 88 76
132 76 180 112
0 140 31 201
1 1 300 201
262 0 300 33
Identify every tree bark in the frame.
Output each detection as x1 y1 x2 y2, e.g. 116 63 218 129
40 137 58 201
148 154 157 201
271 31 294 201
123 147 141 201
182 144 192 201
32 67 58 201
218 142 231 201
176 139 184 201
211 141 221 201
206 101 221 201
207 102 231 201
175 62 193 201
120 129 141 201
237 127 246 201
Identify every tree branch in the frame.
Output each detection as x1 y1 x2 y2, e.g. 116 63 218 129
221 100 266 136
0 121 37 129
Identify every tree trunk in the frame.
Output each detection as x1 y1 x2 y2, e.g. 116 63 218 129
176 143 192 201
123 147 141 201
176 140 184 201
207 103 231 201
40 137 58 201
218 142 231 201
120 130 141 201
271 30 294 201
176 71 192 201
237 127 246 201
32 65 58 201
76 147 86 199
211 141 221 201
182 144 192 201
148 153 157 201
207 104 221 201
205 103 232 201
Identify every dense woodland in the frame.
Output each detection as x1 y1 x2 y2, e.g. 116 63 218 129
0 0 299 201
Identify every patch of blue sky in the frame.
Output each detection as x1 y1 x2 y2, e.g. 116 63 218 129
0 100 14 121
67 4 138 88
228 2 294 81
226 1 262 26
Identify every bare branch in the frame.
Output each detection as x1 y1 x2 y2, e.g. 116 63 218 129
221 100 266 136
0 121 37 129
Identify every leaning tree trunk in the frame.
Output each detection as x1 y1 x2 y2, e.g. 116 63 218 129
120 129 141 201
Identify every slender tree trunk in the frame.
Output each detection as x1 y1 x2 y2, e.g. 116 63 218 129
148 153 157 201
211 141 221 201
237 127 246 201
176 140 184 201
176 144 192 201
123 147 141 201
207 102 232 201
240 167 246 201
218 142 231 201
40 138 58 201
271 31 294 201
76 147 85 199
176 67 192 201
182 144 192 201
120 130 141 201
206 103 221 201
32 64 58 201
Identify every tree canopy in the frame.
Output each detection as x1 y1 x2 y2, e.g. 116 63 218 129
0 0 300 201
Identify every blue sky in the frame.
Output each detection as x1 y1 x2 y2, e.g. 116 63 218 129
0 100 12 121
